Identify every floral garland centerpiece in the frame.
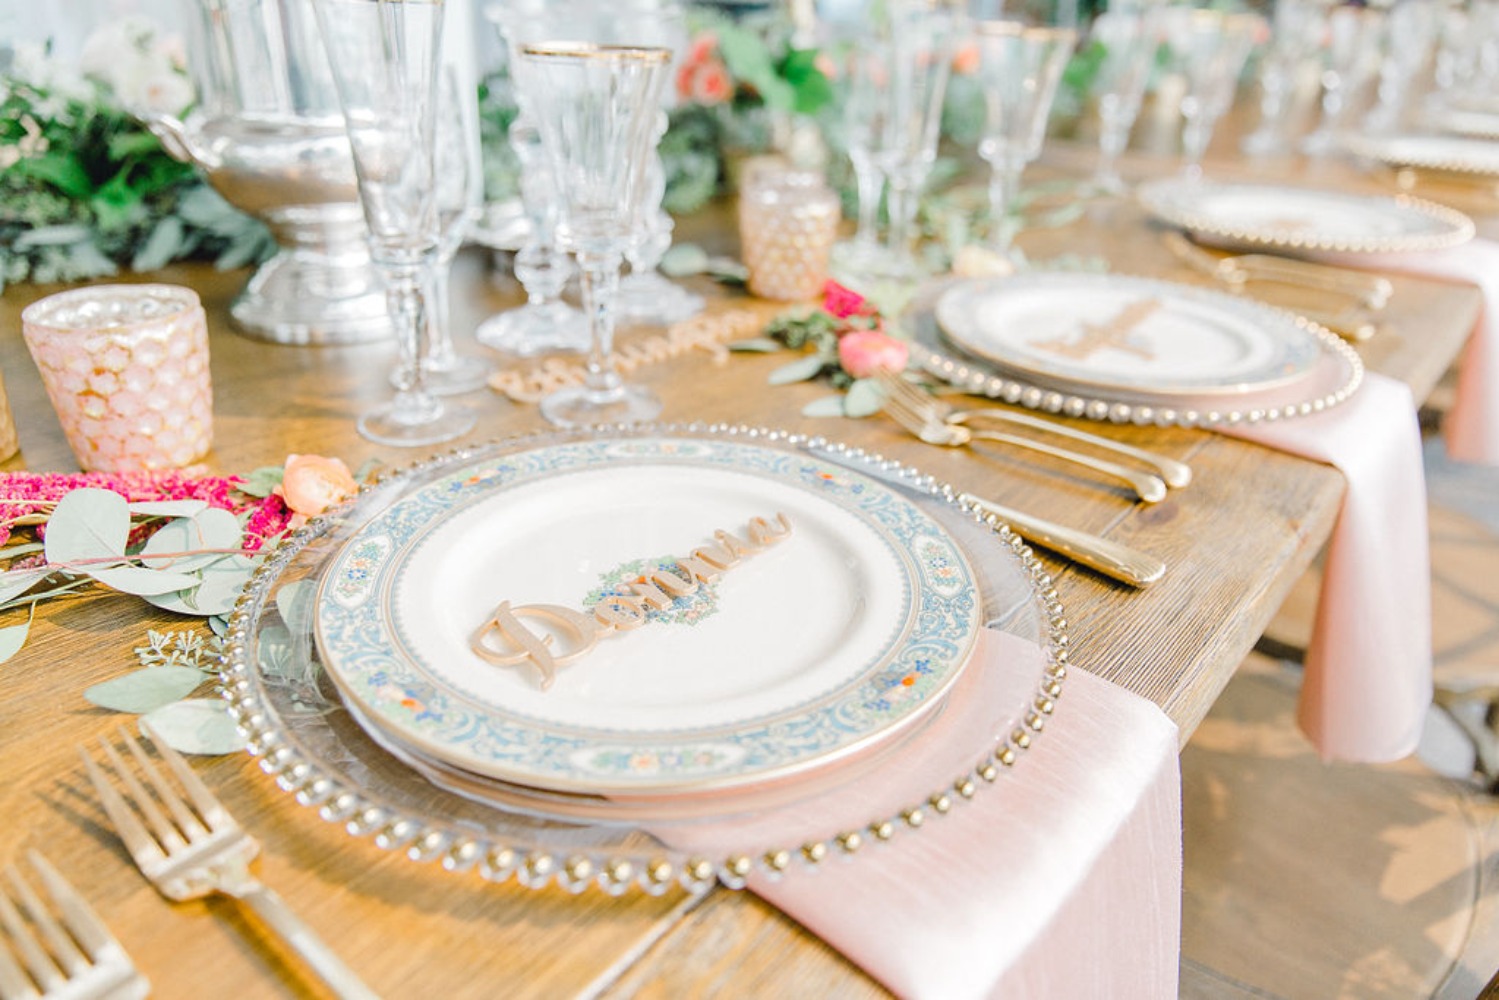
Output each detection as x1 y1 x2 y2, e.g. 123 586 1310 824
0 454 361 753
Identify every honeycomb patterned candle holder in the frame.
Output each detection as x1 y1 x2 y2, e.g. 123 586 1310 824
738 166 841 302
22 284 213 472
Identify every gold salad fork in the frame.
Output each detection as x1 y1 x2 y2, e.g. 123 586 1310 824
877 372 1170 504
877 369 1192 489
0 849 148 1000
82 726 380 1000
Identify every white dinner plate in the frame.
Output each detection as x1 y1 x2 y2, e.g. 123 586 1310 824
934 272 1323 399
1345 133 1499 177
1137 179 1473 254
315 437 982 795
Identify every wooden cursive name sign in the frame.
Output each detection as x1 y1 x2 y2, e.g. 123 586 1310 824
469 513 793 690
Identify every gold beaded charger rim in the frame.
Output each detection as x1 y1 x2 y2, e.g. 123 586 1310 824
1135 178 1475 255
907 274 1365 429
219 423 1071 894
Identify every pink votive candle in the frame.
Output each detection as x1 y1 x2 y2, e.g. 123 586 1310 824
22 284 213 472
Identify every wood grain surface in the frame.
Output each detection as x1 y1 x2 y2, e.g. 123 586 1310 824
0 135 1484 998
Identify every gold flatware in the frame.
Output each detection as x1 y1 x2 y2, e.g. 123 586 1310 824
876 369 1192 489
0 849 148 1000
1161 231 1393 310
82 726 379 1000
960 492 1165 587
1163 233 1385 342
880 375 1169 503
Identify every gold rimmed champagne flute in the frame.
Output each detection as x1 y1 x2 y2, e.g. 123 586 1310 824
517 42 672 427
312 0 476 446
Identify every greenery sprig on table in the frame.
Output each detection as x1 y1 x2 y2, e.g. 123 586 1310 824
0 21 274 293
0 455 364 754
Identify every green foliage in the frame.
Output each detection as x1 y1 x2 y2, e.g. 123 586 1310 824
0 70 274 292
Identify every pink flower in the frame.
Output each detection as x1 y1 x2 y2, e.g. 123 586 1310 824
685 32 719 66
838 329 909 380
679 59 733 106
951 42 981 76
273 454 357 524
822 280 874 320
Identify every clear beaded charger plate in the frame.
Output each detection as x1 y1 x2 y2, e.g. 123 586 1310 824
220 424 1070 894
1345 133 1499 178
909 273 1365 429
1136 179 1474 254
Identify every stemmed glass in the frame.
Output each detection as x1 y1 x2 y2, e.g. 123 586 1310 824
858 0 959 280
1088 2 1166 193
1365 0 1441 134
828 36 895 277
1242 0 1331 156
1163 8 1263 180
617 121 705 325
412 69 492 395
1301 4 1386 156
312 0 475 446
972 20 1076 253
518 43 672 427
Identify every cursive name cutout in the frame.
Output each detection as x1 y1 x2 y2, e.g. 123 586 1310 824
469 513 793 690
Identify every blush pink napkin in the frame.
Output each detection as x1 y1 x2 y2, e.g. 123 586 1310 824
1320 237 1499 466
672 629 1182 999
1229 373 1433 762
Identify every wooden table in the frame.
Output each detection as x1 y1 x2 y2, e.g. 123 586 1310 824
0 144 1483 997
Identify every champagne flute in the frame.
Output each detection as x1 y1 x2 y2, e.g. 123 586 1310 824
1164 7 1263 180
974 20 1076 251
412 68 492 395
1089 1 1166 192
517 42 672 427
864 0 960 280
312 0 475 446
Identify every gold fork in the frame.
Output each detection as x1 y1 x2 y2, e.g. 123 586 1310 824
878 374 1169 504
82 725 379 1000
877 369 1192 489
0 849 148 1000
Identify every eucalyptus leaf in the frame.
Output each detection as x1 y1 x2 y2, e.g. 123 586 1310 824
275 578 314 634
45 489 130 564
0 567 54 606
140 509 242 571
208 615 230 638
659 242 709 278
0 607 34 664
728 338 783 353
84 666 205 713
768 354 830 386
235 466 284 498
145 554 257 616
801 395 849 418
843 379 887 418
132 216 187 273
141 699 244 755
128 500 209 518
87 565 203 596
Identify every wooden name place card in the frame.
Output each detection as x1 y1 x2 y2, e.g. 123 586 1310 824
469 513 793 689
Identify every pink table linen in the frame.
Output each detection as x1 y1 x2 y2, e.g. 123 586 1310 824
1229 372 1433 762
1320 237 1499 466
674 629 1183 999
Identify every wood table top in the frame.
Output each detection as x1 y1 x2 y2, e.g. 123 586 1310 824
0 140 1483 997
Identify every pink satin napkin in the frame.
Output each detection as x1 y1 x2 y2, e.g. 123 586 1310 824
1227 373 1432 762
1319 237 1499 466
671 629 1182 999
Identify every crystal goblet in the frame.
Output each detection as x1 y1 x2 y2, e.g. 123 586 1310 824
518 42 672 427
313 0 475 446
1164 8 1263 180
974 21 1077 251
1088 3 1165 192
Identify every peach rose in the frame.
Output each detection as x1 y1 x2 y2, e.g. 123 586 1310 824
274 454 357 522
683 60 733 106
951 42 981 76
838 329 909 380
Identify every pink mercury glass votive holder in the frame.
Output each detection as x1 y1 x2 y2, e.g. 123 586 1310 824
738 164 841 302
22 284 213 472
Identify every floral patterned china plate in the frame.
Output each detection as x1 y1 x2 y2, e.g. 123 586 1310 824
1136 179 1473 254
934 272 1323 400
314 436 982 795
